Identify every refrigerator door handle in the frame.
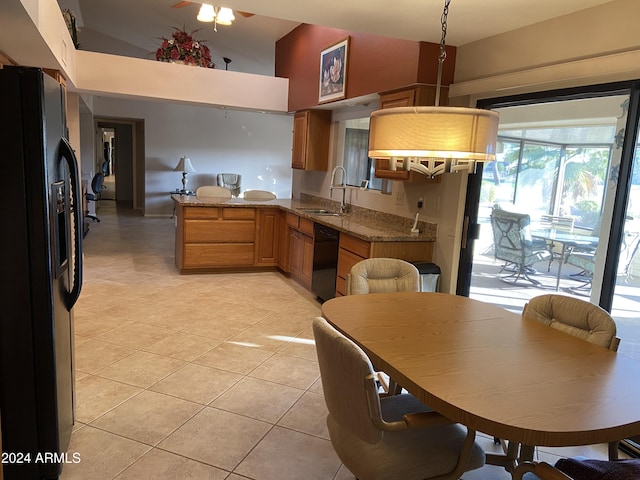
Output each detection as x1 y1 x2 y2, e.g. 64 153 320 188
59 137 83 310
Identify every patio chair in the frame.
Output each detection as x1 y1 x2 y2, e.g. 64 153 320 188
539 214 575 270
490 208 552 285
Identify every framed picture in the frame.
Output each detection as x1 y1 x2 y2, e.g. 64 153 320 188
319 36 349 104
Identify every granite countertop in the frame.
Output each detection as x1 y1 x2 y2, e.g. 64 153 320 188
171 194 436 242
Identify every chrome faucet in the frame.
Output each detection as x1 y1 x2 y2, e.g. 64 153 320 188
330 165 348 214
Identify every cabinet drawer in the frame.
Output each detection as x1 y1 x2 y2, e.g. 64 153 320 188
223 208 256 220
184 220 255 243
184 207 220 219
286 213 300 228
184 244 255 266
339 234 370 258
299 217 314 236
337 248 367 280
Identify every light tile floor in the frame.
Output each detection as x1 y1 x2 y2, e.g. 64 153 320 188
62 201 616 480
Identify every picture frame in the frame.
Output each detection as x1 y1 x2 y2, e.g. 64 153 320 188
319 36 349 104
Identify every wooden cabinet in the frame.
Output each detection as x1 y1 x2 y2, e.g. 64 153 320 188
178 207 256 271
373 159 441 184
256 209 281 266
375 85 444 184
291 110 332 171
335 232 434 296
285 213 314 289
378 84 447 109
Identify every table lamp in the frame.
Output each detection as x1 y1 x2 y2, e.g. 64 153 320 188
174 156 196 194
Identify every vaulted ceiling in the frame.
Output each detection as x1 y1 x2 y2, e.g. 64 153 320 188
59 0 616 75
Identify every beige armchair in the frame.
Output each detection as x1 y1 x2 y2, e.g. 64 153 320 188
346 258 420 295
312 317 485 480
217 173 241 197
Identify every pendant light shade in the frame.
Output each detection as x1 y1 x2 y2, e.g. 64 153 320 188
368 106 499 161
367 0 500 178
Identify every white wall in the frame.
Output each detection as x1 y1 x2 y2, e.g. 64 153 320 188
92 97 294 216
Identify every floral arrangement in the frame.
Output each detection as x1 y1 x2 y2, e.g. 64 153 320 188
61 8 80 49
155 28 214 68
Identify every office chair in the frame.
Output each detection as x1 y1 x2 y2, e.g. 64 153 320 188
85 172 105 223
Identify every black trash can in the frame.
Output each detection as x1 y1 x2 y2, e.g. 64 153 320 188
411 262 441 292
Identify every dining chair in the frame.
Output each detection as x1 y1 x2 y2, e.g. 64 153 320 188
522 293 620 351
346 258 420 295
243 189 276 200
345 258 421 393
195 185 232 199
508 294 620 464
513 458 640 480
490 207 552 285
312 317 486 480
488 293 621 469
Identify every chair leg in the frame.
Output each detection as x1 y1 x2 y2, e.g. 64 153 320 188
609 440 620 460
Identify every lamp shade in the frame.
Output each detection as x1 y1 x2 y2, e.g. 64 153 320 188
216 7 235 25
368 106 499 161
197 4 215 22
174 157 196 173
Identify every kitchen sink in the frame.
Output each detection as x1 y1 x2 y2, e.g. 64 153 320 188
297 208 341 216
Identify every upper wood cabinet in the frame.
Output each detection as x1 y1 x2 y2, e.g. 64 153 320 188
374 85 445 184
291 110 332 171
378 84 448 109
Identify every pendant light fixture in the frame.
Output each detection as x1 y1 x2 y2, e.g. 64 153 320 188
367 0 499 178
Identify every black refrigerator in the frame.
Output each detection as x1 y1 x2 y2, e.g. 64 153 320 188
0 67 83 479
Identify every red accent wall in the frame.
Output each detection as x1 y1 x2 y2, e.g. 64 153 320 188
275 24 456 112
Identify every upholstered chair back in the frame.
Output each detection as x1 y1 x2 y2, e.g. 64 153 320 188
195 185 232 199
243 190 276 200
523 294 619 350
348 258 420 295
312 317 383 444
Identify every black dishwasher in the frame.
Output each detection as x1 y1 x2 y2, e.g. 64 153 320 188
311 224 340 302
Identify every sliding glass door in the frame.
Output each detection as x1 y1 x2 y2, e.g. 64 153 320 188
458 82 640 362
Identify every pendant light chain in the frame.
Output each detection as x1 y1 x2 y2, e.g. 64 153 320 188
435 0 451 107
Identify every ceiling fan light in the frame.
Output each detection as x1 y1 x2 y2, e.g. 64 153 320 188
216 7 235 25
197 3 215 22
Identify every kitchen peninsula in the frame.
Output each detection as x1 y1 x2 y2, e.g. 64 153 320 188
172 194 436 297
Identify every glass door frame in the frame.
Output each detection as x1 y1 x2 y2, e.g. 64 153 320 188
457 80 640 313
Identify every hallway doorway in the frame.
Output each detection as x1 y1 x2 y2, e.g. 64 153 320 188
94 117 145 212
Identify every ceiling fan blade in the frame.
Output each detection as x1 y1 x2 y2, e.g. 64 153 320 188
238 11 254 17
171 1 192 8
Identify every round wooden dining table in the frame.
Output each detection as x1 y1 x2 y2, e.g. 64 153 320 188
321 292 640 453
